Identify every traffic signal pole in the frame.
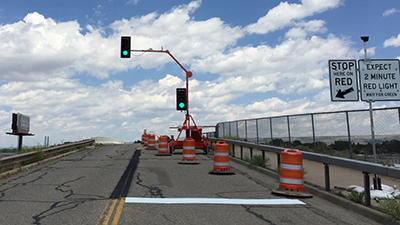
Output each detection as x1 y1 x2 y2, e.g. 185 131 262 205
124 38 214 153
131 49 192 116
131 48 196 140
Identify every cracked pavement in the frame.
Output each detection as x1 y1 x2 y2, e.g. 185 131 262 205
0 144 385 225
0 144 138 225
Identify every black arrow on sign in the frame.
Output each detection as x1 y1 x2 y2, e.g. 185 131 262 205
336 87 354 99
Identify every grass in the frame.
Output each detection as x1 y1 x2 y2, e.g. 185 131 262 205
244 153 269 167
223 133 239 140
348 191 364 204
379 198 400 220
30 150 45 164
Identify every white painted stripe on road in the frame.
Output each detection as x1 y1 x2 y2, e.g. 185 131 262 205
125 197 305 205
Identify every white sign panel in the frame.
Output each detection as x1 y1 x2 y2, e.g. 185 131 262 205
329 60 359 101
359 59 400 101
17 113 30 132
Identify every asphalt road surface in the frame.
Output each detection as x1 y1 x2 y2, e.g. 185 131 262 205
0 144 385 224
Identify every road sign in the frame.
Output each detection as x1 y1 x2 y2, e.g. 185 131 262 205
329 60 359 101
359 59 400 101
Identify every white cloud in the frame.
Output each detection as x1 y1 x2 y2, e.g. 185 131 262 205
126 0 139 5
193 34 357 95
110 1 242 67
383 8 400 17
245 0 342 34
285 20 327 39
0 12 129 81
384 33 400 47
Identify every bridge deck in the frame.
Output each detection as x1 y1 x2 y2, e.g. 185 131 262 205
0 144 394 224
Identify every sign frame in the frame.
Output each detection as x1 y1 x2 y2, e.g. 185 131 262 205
11 113 30 134
328 59 359 102
358 59 400 101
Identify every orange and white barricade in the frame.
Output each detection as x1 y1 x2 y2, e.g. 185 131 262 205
146 134 156 150
156 136 171 156
209 141 234 175
178 138 199 164
272 149 312 197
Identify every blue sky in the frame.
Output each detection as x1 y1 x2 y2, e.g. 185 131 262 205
0 0 400 147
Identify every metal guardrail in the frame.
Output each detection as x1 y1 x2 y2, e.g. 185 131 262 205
210 137 400 206
0 139 95 169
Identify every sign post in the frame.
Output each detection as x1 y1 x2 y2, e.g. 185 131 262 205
329 60 358 101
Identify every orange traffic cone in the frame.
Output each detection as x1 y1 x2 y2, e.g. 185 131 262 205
209 141 234 175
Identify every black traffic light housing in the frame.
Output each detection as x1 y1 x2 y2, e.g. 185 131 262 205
176 88 187 110
121 36 131 58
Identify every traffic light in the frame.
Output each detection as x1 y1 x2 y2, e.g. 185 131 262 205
176 88 187 110
121 36 131 58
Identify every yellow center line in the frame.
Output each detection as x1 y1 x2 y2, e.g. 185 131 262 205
112 197 125 225
96 199 119 225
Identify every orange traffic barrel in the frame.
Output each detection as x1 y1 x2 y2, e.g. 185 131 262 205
141 133 146 145
279 149 304 191
156 136 171 156
178 138 199 164
272 149 312 198
209 141 234 175
143 134 148 146
146 134 156 150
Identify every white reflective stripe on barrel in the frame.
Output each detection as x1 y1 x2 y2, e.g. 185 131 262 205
214 162 230 166
280 163 302 170
279 177 304 185
159 142 168 145
183 154 196 157
183 146 194 149
214 152 229 156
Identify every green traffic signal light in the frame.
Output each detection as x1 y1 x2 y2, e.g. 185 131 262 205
121 36 131 58
176 88 187 110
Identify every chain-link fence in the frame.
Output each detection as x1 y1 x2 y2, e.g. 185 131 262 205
211 107 400 164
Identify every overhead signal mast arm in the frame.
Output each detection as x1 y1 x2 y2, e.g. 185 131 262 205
131 49 192 78
130 47 192 115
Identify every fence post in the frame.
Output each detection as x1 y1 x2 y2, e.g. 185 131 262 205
245 120 248 141
262 151 265 167
363 172 371 206
270 118 273 144
236 121 239 140
346 112 353 159
256 119 259 144
324 163 330 191
287 116 291 147
311 114 316 153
